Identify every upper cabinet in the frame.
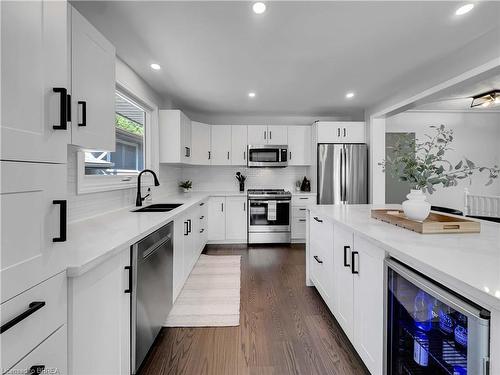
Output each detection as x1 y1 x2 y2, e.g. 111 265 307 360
159 110 192 164
231 125 247 166
191 121 211 165
247 125 287 145
287 126 311 166
1 0 70 163
71 7 116 151
315 121 365 144
210 125 231 165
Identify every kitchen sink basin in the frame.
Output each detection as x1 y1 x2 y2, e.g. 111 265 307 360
133 203 183 212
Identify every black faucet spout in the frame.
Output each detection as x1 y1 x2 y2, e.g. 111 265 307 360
136 169 160 206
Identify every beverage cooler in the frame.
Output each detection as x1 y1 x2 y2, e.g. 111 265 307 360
386 259 490 375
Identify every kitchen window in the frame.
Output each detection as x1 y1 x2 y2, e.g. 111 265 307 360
77 88 154 194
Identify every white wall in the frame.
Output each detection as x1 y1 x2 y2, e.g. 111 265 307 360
180 165 311 192
386 111 500 211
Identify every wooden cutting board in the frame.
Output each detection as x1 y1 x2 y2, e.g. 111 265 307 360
370 209 481 234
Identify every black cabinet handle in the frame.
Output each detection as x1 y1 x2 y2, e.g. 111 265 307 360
313 255 323 264
243 202 246 211
200 228 204 233
208 151 211 160
299 197 308 200
187 219 192 233
313 216 323 223
66 94 71 122
221 203 224 212
264 130 266 140
351 251 359 274
243 151 246 160
269 131 272 139
52 87 67 130
199 202 205 206
0 301 46 334
343 245 350 267
337 128 340 137
78 101 86 126
124 266 132 294
290 151 292 160
29 365 46 375
185 147 191 157
343 128 346 137
52 200 67 242
184 221 188 236
200 215 205 219
299 219 306 222
299 208 306 211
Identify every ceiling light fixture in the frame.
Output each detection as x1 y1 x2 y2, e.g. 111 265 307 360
248 92 256 98
345 92 355 99
455 3 474 16
470 90 500 108
252 2 266 14
150 63 161 70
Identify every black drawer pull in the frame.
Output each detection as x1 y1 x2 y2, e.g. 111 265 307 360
313 255 323 264
0 301 46 334
29 365 46 374
52 200 67 242
184 221 189 236
199 202 205 206
299 219 306 222
52 87 67 130
351 251 359 274
343 245 350 267
313 216 323 223
299 208 306 211
200 228 205 233
299 197 308 200
78 101 86 126
124 266 132 294
187 219 192 233
200 215 205 220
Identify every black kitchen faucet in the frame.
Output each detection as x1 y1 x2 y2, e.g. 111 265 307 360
136 169 160 206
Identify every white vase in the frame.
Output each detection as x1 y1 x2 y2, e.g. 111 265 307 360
402 189 431 222
183 188 191 193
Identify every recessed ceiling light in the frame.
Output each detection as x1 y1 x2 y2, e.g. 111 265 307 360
455 3 474 16
150 63 161 70
248 92 256 98
252 2 266 14
345 92 355 99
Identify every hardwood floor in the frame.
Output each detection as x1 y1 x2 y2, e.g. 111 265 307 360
138 244 369 375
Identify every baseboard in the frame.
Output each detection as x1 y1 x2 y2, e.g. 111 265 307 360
291 238 306 244
207 239 247 245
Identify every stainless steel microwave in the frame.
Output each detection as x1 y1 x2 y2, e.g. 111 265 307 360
247 145 288 168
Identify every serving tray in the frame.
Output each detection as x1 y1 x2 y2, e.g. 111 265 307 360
370 209 481 234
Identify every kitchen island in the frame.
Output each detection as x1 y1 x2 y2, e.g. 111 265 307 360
306 204 500 375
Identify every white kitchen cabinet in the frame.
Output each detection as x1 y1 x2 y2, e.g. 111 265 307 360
309 214 334 310
191 121 211 165
225 197 247 241
181 210 197 280
71 6 116 151
247 125 268 144
231 125 248 165
1 0 70 163
68 247 130 375
352 235 385 375
173 214 185 302
210 125 232 165
8 325 67 375
291 194 315 242
208 197 226 241
288 126 311 165
159 110 192 164
333 224 355 340
267 125 288 145
315 121 365 144
1 162 67 303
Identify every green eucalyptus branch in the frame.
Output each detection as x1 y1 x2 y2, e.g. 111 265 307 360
379 125 500 194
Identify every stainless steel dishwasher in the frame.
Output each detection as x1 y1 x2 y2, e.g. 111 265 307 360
131 221 173 374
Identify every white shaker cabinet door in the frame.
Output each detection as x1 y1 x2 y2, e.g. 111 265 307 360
341 122 365 143
247 125 268 145
71 6 116 151
191 121 211 165
1 0 69 163
352 236 384 375
208 197 226 241
231 125 248 166
1 161 67 303
210 125 232 165
225 197 247 241
288 126 311 165
267 126 287 145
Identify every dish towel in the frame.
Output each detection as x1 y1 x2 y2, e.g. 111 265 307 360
267 200 277 221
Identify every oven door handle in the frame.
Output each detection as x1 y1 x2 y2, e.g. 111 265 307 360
249 200 291 204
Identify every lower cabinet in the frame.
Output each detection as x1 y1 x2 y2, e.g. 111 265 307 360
208 197 226 241
308 210 385 375
291 194 315 241
68 248 130 375
225 197 247 241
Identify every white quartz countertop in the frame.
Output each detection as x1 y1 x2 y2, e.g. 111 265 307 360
60 192 211 277
308 204 500 310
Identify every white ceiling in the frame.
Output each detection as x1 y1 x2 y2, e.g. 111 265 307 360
72 1 500 118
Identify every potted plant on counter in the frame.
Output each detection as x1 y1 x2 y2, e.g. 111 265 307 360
380 125 499 221
179 180 192 193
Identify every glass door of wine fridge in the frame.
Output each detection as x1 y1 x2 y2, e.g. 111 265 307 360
386 259 490 375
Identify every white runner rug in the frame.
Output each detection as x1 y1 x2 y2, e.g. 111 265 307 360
165 255 241 327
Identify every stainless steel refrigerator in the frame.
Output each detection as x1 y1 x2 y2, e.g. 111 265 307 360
317 143 368 204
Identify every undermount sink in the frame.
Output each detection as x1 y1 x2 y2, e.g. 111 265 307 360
133 203 183 212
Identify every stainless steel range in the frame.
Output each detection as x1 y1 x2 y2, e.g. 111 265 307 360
247 189 291 244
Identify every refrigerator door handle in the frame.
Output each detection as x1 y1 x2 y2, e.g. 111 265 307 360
342 147 348 203
339 148 344 202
